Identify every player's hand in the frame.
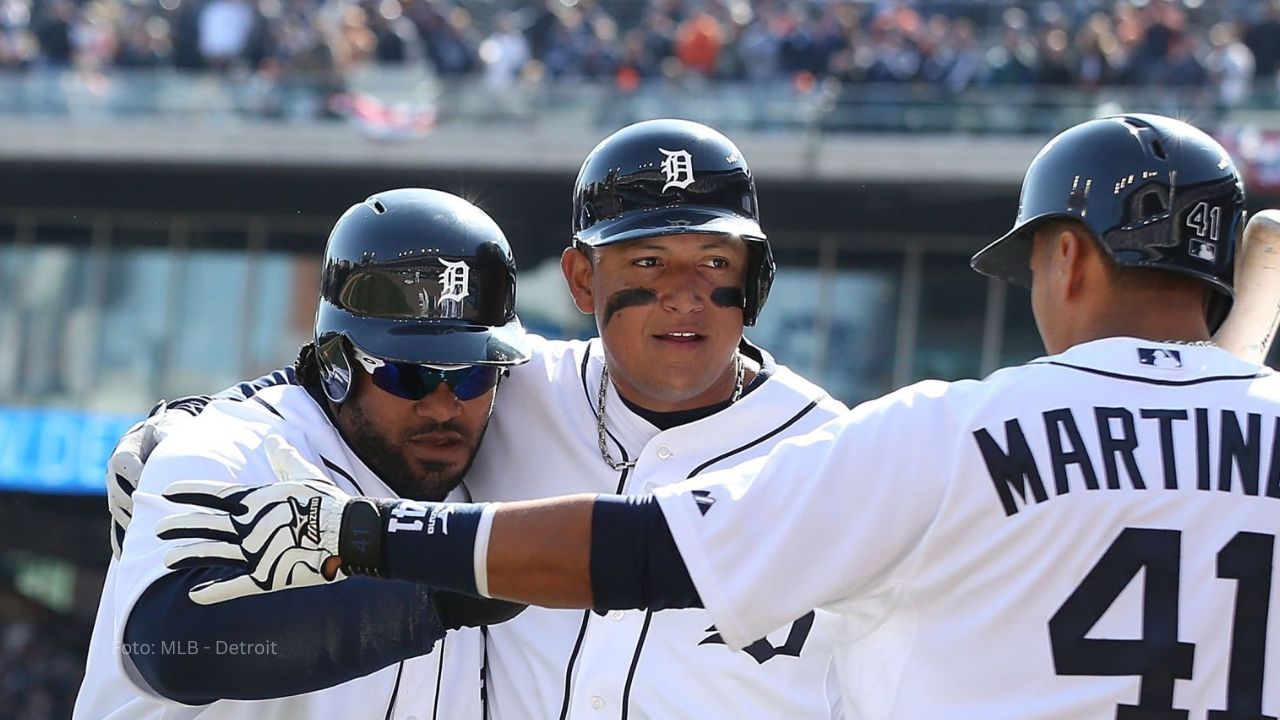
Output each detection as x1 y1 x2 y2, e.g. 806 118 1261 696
108 401 177 560
156 435 353 605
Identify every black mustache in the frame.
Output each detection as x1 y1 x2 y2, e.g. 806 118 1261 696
406 420 470 437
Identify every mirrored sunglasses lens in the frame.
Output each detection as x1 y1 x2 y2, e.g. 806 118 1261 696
368 362 498 401
369 363 443 401
447 366 501 401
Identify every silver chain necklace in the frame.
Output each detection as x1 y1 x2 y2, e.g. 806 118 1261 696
596 352 744 471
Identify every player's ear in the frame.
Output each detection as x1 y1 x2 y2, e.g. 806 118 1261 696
1039 223 1088 300
561 246 596 315
1060 225 1103 299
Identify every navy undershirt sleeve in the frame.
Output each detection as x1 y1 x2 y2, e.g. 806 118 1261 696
123 566 445 705
590 494 702 611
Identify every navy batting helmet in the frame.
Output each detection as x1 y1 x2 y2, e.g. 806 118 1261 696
572 119 775 326
315 188 530 403
971 114 1245 328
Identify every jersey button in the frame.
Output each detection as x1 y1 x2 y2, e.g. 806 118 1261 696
590 696 605 710
656 446 673 459
642 481 656 492
608 610 624 621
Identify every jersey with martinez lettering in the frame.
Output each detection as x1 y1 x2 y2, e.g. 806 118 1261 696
464 335 849 720
74 385 483 720
656 337 1280 719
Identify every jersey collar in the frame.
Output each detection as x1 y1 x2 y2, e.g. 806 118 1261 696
1028 336 1270 383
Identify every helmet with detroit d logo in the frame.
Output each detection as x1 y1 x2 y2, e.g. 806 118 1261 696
315 188 530 403
571 118 775 326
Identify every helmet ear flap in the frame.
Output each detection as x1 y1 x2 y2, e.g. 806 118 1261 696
317 335 353 404
1207 293 1231 334
744 241 775 327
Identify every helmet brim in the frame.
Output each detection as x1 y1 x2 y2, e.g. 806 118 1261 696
319 301 531 367
970 213 1072 289
576 206 766 247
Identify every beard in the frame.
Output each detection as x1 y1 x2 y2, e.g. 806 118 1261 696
338 403 487 502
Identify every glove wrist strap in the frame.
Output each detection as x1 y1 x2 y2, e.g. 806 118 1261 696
339 499 390 577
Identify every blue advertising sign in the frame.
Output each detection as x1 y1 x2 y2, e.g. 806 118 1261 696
0 407 140 495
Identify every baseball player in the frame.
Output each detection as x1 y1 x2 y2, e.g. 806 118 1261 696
104 119 849 718
74 189 528 719
160 114 1280 719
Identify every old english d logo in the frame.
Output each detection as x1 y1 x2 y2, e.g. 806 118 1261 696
659 148 695 192
438 259 470 302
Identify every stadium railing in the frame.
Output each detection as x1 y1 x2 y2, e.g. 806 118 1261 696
1 68 1277 135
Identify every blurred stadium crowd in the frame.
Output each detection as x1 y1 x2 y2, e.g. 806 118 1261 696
0 0 1277 100
0 573 88 720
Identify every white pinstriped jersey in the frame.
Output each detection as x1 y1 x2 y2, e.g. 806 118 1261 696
465 335 849 720
74 385 483 720
657 338 1280 719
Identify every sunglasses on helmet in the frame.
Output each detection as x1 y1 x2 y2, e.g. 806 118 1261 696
352 347 501 402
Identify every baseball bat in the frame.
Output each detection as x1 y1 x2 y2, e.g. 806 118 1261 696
1213 209 1280 364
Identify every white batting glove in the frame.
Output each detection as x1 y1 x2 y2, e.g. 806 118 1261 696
156 435 353 605
108 401 181 560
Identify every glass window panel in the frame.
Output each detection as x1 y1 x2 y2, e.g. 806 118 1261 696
95 248 173 413
0 231 27 403
244 253 317 376
12 245 97 407
748 258 900 406
161 250 250 398
913 253 989 383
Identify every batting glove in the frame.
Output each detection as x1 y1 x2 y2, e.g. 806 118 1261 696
156 435 353 605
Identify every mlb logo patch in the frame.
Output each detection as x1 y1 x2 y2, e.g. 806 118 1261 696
1138 348 1182 369
1189 239 1217 263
